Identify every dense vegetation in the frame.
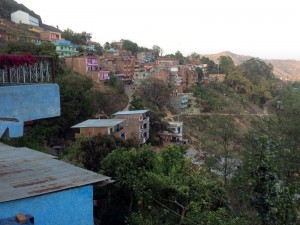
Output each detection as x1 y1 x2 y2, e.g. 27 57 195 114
1 38 300 224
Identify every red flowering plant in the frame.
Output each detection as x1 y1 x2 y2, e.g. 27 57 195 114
0 53 36 69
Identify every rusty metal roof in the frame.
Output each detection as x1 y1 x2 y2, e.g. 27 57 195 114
0 143 111 203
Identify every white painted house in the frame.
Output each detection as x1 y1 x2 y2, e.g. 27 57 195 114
11 10 39 27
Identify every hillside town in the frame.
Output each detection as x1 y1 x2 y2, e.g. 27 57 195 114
1 5 300 225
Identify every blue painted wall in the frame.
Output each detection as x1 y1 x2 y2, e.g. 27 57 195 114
0 186 94 225
0 83 60 137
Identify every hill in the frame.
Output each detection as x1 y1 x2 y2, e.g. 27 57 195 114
0 0 42 25
203 51 300 81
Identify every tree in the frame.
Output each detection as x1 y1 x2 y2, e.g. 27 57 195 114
200 56 219 74
175 51 186 65
138 77 173 108
206 116 240 187
234 136 298 225
54 72 96 137
102 145 233 225
152 45 163 58
103 42 111 51
122 39 139 54
239 58 274 81
219 56 235 75
195 67 204 81
63 134 139 172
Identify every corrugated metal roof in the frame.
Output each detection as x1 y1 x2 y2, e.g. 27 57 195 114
0 143 110 203
113 110 148 115
71 119 126 128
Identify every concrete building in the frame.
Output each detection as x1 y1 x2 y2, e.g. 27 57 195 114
133 71 152 85
170 93 189 112
0 143 110 225
0 56 60 138
40 31 62 42
158 121 183 142
156 57 179 68
113 110 149 144
72 119 127 140
54 40 78 58
65 56 104 81
11 10 39 27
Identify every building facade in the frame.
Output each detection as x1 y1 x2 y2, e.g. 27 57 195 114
0 143 110 225
72 119 127 140
113 110 149 144
11 10 39 27
40 31 62 42
54 40 78 58
158 121 183 142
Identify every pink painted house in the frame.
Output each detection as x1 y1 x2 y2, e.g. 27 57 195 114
65 56 110 82
99 70 110 81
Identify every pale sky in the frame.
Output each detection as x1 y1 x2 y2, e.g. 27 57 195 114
15 0 300 60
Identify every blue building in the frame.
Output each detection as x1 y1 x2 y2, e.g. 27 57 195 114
54 40 79 57
0 57 60 138
0 143 111 225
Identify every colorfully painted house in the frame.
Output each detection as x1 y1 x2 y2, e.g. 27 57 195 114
54 40 78 58
65 56 109 82
99 70 110 81
0 56 60 138
0 143 111 225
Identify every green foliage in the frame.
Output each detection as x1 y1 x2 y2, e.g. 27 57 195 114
106 75 125 94
165 51 186 65
219 56 235 75
234 136 298 225
101 145 233 225
240 58 274 80
152 45 163 58
62 29 91 45
122 40 139 54
54 72 96 137
200 56 219 74
63 134 139 172
139 77 173 108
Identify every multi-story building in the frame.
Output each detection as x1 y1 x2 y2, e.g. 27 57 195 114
72 119 127 140
40 31 62 42
156 57 179 68
11 10 39 27
152 69 171 83
54 40 78 58
170 93 189 112
65 56 101 81
158 121 183 142
113 110 149 144
133 71 152 85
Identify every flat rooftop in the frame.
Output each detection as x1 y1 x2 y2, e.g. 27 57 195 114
113 110 148 115
0 143 110 203
71 119 126 128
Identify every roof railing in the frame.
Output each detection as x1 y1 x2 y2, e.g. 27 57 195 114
0 55 55 85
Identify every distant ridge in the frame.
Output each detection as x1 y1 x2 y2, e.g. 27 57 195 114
203 51 300 81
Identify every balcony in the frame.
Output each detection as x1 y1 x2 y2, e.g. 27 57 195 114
0 56 60 138
0 57 55 84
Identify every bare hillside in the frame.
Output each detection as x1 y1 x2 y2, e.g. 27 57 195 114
203 51 300 80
